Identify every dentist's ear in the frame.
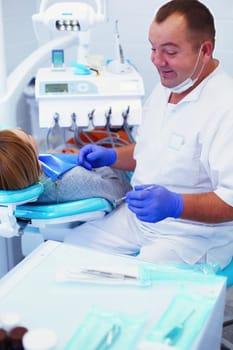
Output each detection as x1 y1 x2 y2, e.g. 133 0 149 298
201 40 214 62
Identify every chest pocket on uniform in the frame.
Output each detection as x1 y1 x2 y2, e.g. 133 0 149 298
158 133 202 187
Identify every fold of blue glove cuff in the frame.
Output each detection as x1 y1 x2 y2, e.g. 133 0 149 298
173 193 184 218
109 148 117 166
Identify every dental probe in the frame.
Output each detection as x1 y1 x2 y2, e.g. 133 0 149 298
80 268 137 280
113 185 155 207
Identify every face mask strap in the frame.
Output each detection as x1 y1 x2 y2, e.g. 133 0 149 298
169 44 204 94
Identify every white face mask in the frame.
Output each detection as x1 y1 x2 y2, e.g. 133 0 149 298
169 45 204 94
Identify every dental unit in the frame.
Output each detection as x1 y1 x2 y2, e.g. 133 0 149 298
34 6 144 147
0 0 144 276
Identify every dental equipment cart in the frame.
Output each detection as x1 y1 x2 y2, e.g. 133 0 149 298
34 60 144 152
36 64 144 130
0 240 226 349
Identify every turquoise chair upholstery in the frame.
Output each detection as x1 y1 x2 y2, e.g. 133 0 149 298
217 258 233 349
15 197 112 221
217 258 233 288
0 183 44 204
0 183 113 238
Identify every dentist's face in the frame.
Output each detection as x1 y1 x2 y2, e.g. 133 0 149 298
149 12 204 89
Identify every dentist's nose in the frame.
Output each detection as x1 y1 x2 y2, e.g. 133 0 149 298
151 50 166 66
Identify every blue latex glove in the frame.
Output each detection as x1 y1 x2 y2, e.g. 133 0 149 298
78 144 117 170
125 184 184 223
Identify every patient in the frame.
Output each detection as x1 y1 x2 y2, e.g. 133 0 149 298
0 129 131 204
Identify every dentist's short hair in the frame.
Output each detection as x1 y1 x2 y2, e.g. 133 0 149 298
155 0 216 48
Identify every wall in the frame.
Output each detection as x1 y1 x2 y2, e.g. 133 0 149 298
2 0 39 74
204 0 233 77
2 0 233 130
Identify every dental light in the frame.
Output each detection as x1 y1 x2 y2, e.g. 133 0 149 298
32 0 107 43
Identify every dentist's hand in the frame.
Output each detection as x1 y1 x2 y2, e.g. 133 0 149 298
77 144 117 170
125 184 184 223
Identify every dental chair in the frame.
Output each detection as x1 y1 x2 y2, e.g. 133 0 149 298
0 182 113 256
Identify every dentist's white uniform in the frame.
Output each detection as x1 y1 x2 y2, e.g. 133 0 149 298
65 65 233 269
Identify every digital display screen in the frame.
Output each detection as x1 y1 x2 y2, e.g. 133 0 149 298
45 83 68 93
52 49 64 66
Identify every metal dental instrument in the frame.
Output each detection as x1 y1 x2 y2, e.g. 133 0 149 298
66 112 79 146
94 323 121 350
115 20 125 64
104 107 115 147
122 106 135 143
113 185 155 208
80 268 137 281
112 195 127 208
46 112 65 149
87 109 95 129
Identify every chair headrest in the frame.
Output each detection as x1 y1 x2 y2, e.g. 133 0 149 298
0 183 44 205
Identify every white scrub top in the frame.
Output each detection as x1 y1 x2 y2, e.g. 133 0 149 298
131 64 233 268
65 65 233 269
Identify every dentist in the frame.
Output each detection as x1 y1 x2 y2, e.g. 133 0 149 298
65 0 233 269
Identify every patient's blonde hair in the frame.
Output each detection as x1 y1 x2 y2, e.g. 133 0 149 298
0 130 41 190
